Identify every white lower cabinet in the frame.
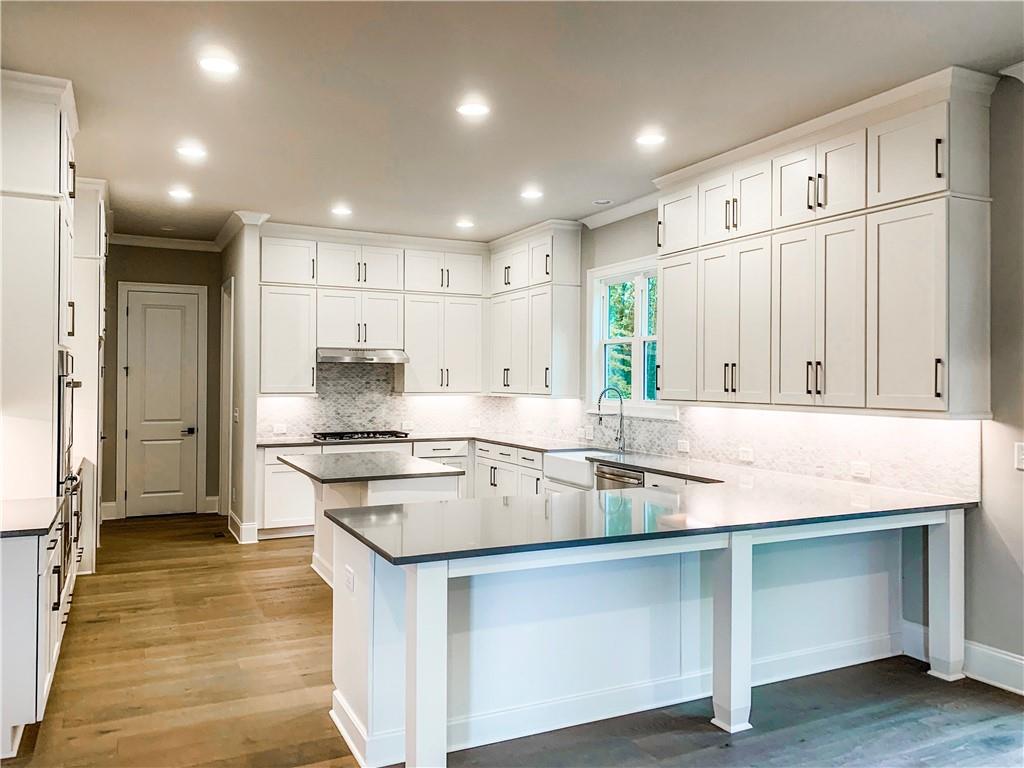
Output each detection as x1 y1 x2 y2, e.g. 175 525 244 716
518 467 543 496
263 463 316 528
697 237 771 403
656 252 698 401
475 460 517 498
261 285 317 394
474 443 543 498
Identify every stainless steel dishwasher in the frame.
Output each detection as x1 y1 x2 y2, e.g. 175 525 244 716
594 464 644 490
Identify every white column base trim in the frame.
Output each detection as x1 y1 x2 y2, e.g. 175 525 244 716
257 525 313 540
100 501 121 520
1 724 24 759
227 511 257 544
312 551 333 587
710 716 752 734
902 620 1024 696
927 669 966 682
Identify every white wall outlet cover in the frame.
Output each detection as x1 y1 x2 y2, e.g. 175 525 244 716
344 565 355 593
738 447 754 464
273 423 287 435
677 439 690 454
1015 442 1024 471
850 461 871 480
584 426 595 440
401 420 415 431
233 407 239 423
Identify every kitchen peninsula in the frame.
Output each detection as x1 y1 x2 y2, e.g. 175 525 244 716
323 475 974 768
279 451 464 585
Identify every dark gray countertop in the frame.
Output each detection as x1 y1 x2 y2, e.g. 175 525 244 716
2 496 62 538
585 453 750 482
257 432 592 452
279 451 465 484
324 478 977 565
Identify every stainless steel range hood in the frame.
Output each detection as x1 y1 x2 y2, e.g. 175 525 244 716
316 347 410 364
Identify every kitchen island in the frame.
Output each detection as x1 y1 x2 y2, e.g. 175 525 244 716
279 451 464 586
323 476 974 768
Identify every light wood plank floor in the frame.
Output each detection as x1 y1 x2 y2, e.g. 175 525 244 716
9 514 1022 768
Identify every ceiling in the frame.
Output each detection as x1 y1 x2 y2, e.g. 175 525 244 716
3 2 1021 243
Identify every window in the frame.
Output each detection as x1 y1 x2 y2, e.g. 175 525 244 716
598 269 658 403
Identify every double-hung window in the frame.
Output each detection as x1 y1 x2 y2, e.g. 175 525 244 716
597 268 658 403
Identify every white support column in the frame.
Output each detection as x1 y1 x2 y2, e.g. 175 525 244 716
405 560 449 768
927 508 965 681
710 531 753 733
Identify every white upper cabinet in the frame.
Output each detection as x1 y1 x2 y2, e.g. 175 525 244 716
867 102 948 206
816 130 866 218
405 250 483 294
443 297 482 392
403 294 444 392
657 186 698 256
361 291 404 348
1 72 77 199
697 245 738 402
262 238 316 285
316 289 360 348
261 285 316 393
360 246 404 291
405 249 445 292
734 238 772 403
698 173 733 245
58 210 74 348
528 287 552 394
316 242 361 287
507 292 530 393
771 227 817 406
491 245 529 294
490 294 512 391
529 236 553 286
866 199 947 411
732 160 772 237
656 252 698 401
444 252 484 295
772 146 817 229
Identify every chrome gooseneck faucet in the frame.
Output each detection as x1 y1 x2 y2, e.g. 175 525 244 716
597 386 626 453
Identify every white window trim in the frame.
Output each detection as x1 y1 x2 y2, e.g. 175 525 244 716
585 256 678 421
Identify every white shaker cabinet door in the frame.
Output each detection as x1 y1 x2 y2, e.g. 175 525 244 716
404 249 445 292
493 463 519 496
261 285 316 393
817 216 866 408
263 464 315 528
772 146 816 229
698 173 733 245
656 252 698 401
443 297 483 392
316 242 361 287
732 160 772 238
404 294 444 392
444 252 483 295
475 460 496 498
816 129 866 218
490 294 512 391
508 245 530 291
771 227 817 406
262 238 316 285
697 245 738 402
528 286 552 394
867 102 948 206
316 289 360 348
734 237 772 404
657 186 698 256
518 468 543 496
360 246 404 291
491 250 512 294
867 199 947 410
507 291 530 393
528 236 553 286
361 291 404 348
59 210 74 348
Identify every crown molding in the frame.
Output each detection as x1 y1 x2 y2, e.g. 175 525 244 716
579 192 660 230
108 233 220 253
213 211 270 251
1000 62 1024 84
487 219 582 251
259 220 489 255
2 69 78 136
76 177 108 203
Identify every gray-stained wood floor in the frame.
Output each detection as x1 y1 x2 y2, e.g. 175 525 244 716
10 514 1022 767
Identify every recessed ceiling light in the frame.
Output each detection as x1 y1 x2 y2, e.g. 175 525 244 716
635 130 666 146
331 203 352 216
455 218 475 229
160 225 177 231
199 53 239 78
176 140 207 162
592 199 614 206
456 98 490 118
520 185 543 200
168 186 192 201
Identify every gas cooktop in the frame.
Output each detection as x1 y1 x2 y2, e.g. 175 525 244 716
312 430 410 442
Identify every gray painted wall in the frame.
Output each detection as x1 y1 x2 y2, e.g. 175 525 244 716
101 244 222 502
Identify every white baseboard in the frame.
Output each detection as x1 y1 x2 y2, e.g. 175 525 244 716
201 495 219 514
311 551 333 587
100 501 121 521
227 510 258 544
901 620 1024 695
257 525 313 540
331 631 902 768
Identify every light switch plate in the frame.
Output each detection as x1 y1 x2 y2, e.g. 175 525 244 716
738 446 754 464
344 565 355 593
851 461 871 480
584 426 595 440
1015 443 1024 471
233 408 239 424
677 439 690 454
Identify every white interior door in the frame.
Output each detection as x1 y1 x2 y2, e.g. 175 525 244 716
816 129 866 218
772 228 817 405
125 290 199 517
817 216 866 407
443 297 482 392
735 238 772 404
697 246 737 402
657 253 698 401
361 291 404 348
507 291 530 393
404 294 444 392
699 174 733 245
772 145 816 229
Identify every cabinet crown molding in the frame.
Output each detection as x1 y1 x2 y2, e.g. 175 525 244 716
1 69 78 136
259 220 488 256
488 219 582 252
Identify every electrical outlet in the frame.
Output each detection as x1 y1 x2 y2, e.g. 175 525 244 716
402 420 415 431
851 461 871 480
344 566 355 593
1015 443 1024 471
584 426 595 440
273 423 287 435
677 439 690 454
738 446 754 464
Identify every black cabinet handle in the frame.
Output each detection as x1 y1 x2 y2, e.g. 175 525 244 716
356 323 361 343
51 565 61 611
725 199 731 230
68 160 76 199
935 138 943 179
505 265 510 286
544 366 550 389
431 447 451 452
806 176 814 210
730 362 737 393
68 301 76 337
440 267 444 288
806 361 812 395
815 361 823 395
656 219 663 249
732 197 738 229
441 368 444 387
446 268 450 288
816 173 825 208
545 254 550 276
934 358 943 398
655 364 661 392
311 367 315 387
363 322 367 342
445 368 450 387
362 262 367 283
723 363 729 393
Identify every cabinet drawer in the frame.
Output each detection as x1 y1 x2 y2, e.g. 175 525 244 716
475 441 515 462
516 448 543 469
264 445 321 465
644 472 687 490
414 440 469 458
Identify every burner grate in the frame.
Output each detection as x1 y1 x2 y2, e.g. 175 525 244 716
313 430 410 442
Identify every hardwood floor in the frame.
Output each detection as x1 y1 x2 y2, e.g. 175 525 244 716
10 514 1022 768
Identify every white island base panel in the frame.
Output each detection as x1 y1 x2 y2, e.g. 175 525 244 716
311 476 460 587
328 509 965 768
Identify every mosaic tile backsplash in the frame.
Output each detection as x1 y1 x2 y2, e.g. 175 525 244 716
257 363 981 498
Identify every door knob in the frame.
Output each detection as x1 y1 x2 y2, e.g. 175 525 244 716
181 427 197 436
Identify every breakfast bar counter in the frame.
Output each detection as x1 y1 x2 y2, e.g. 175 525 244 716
323 478 975 767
